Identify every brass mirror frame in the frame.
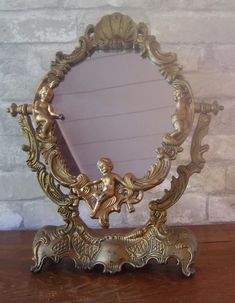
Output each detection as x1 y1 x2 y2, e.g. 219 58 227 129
8 13 223 276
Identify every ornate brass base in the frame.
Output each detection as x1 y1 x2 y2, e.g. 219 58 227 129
31 215 197 277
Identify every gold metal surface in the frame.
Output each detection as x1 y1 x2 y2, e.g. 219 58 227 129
8 12 223 276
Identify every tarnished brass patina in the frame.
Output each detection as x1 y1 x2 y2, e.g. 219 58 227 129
8 13 223 276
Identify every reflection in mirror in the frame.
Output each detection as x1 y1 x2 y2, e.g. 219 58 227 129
54 51 174 179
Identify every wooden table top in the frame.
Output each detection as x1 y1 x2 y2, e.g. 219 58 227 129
1 224 235 303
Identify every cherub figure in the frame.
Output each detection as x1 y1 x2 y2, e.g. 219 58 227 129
86 158 129 218
34 86 65 138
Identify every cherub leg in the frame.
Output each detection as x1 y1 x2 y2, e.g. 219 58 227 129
90 193 110 218
127 202 135 213
90 202 101 218
41 121 51 137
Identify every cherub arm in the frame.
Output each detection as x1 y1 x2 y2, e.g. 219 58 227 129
85 179 102 186
113 173 129 187
48 104 65 120
80 179 102 197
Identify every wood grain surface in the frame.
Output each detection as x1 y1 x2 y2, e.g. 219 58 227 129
1 224 235 303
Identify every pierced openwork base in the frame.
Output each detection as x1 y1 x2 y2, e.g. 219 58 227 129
31 216 197 277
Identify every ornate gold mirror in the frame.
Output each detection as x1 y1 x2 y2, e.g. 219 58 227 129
8 13 223 276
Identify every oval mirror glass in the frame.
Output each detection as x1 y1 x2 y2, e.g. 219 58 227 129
54 51 174 179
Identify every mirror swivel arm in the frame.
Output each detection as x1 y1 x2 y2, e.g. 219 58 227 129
195 100 224 115
7 103 33 117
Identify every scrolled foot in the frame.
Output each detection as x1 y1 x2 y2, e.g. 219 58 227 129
166 227 197 277
181 260 195 277
30 259 45 273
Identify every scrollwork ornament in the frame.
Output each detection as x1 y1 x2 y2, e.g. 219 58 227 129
7 12 223 276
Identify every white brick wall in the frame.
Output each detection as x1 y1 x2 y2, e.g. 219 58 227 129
0 0 234 229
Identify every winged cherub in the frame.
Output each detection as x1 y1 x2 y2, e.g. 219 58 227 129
86 158 130 217
72 154 169 227
34 86 65 138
